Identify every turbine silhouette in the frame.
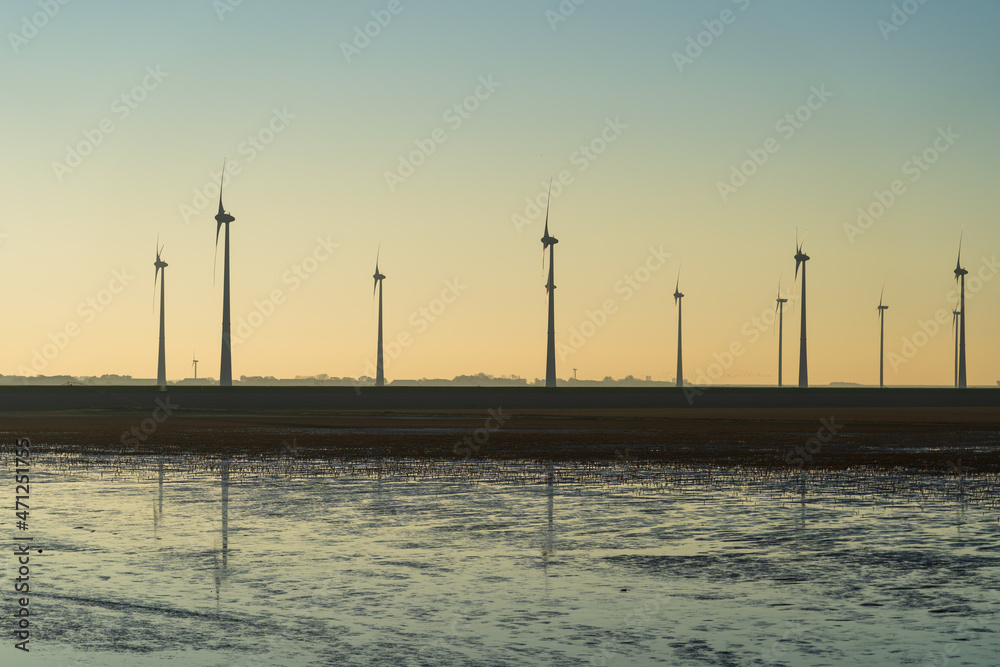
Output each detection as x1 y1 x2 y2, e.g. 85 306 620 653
952 309 961 388
673 271 684 388
954 230 968 388
541 187 559 388
775 277 788 387
877 285 888 389
793 231 810 388
192 352 199 380
214 161 236 387
154 238 168 388
373 248 386 387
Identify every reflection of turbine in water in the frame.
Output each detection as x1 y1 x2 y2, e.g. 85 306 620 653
221 458 230 571
153 455 165 532
542 462 554 580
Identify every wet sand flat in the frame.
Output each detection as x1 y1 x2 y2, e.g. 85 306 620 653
4 389 999 472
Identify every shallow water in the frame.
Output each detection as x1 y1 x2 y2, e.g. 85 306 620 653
4 457 999 666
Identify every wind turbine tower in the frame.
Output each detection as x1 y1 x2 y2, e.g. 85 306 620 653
775 279 787 387
674 273 684 388
373 249 386 387
154 240 168 388
955 232 968 388
214 163 236 387
952 309 960 388
541 188 559 388
794 233 810 388
192 353 199 380
877 287 888 389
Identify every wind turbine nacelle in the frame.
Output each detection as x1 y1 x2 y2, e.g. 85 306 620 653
215 213 235 224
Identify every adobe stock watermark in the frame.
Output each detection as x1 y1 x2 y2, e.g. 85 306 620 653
558 246 671 360
355 278 468 386
8 0 72 54
52 66 169 182
213 0 246 22
783 417 844 470
545 0 590 31
384 75 502 192
452 407 509 460
340 0 416 63
843 127 959 244
717 84 834 202
17 268 135 376
231 236 340 345
878 0 932 41
672 0 752 73
178 107 296 223
681 296 799 404
888 254 999 372
510 117 629 233
119 397 181 446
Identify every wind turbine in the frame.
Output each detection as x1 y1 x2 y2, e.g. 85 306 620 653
793 232 810 388
775 278 788 387
673 271 684 388
952 309 960 388
192 352 199 380
954 231 968 388
541 185 559 388
214 161 236 387
877 285 888 389
373 248 386 387
154 239 168 388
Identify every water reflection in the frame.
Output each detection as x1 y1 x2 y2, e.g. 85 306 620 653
16 455 1000 667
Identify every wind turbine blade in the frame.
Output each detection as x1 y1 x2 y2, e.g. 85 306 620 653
218 159 227 216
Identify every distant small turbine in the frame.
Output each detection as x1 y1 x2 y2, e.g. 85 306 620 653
192 353 199 380
793 231 810 388
775 277 788 387
954 231 968 388
373 248 386 387
673 271 684 388
541 185 559 388
154 239 168 388
877 285 888 389
214 161 236 387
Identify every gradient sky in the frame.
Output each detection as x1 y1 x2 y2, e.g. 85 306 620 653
2 0 999 385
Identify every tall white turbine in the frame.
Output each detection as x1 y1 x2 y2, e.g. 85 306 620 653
775 278 788 387
214 162 236 387
877 286 888 389
673 272 684 388
793 232 810 388
541 187 559 388
954 232 968 388
373 249 386 387
154 240 168 388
